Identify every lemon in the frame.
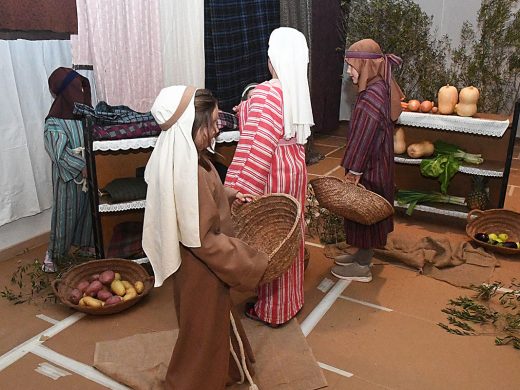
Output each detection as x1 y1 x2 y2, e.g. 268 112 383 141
498 233 508 241
488 233 498 241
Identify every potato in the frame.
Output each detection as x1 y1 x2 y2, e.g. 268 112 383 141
121 280 133 290
83 296 103 308
134 281 144 294
99 270 115 285
105 295 123 306
110 280 126 296
123 290 138 302
88 274 100 282
96 289 113 302
76 280 90 293
114 272 121 281
85 280 103 297
79 297 86 306
69 289 82 305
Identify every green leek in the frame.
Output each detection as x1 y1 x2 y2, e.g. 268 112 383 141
396 189 466 215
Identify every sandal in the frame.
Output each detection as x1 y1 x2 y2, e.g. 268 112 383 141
244 302 280 328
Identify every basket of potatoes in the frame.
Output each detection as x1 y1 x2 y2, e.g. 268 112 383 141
52 258 154 315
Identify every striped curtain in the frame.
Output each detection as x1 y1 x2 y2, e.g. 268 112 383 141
204 0 280 112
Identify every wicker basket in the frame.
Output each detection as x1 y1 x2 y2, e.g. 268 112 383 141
52 258 154 315
466 209 520 256
231 194 302 284
309 176 394 225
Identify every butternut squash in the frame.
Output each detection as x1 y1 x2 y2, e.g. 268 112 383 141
437 84 458 114
393 127 407 154
407 141 434 158
455 86 479 117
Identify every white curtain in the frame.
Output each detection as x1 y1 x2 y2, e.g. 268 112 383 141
159 0 205 88
71 0 163 112
0 40 71 227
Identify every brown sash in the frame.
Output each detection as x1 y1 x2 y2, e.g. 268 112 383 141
159 86 197 131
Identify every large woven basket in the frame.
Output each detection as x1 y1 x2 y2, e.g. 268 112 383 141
52 258 154 315
231 194 302 284
309 176 394 225
466 209 520 256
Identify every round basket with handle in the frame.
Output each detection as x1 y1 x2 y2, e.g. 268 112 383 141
231 193 302 284
52 258 154 315
466 209 520 255
309 176 394 225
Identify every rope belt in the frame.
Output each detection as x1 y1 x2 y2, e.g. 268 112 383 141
72 146 88 192
229 311 259 390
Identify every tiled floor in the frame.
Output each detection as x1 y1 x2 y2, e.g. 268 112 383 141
0 131 519 389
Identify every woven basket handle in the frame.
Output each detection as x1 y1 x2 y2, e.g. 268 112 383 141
467 209 484 223
51 278 61 297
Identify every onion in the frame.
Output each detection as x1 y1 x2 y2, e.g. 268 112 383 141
420 100 433 113
407 100 420 112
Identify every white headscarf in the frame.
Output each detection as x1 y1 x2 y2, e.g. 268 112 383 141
142 86 201 287
268 27 314 144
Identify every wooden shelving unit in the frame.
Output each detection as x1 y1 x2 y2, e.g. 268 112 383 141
394 101 519 219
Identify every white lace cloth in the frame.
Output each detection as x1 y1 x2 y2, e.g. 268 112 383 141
99 199 146 212
393 156 503 177
397 112 510 137
92 131 241 151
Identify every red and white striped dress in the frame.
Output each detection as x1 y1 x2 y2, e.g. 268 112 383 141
225 79 306 325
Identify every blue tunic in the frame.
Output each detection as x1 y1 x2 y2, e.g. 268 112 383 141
44 117 93 262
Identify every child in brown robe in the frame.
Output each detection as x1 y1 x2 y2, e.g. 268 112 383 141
143 86 268 390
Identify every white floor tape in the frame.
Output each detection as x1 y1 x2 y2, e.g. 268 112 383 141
36 314 59 324
31 345 129 390
338 295 393 312
318 362 354 378
35 362 71 380
300 279 351 337
0 312 85 372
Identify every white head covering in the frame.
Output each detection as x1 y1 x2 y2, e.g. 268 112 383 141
268 27 314 144
142 86 201 287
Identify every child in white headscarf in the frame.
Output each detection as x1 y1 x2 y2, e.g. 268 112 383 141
143 86 268 389
225 27 314 327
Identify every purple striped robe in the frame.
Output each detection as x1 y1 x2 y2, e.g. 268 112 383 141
341 80 394 249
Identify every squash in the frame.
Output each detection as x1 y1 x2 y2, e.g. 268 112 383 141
407 141 434 158
455 86 479 117
394 127 407 154
437 84 458 114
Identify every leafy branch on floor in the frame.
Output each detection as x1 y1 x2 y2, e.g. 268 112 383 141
305 184 345 244
1 253 93 305
438 280 520 350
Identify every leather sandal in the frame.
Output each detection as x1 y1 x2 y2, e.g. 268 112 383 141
244 302 280 328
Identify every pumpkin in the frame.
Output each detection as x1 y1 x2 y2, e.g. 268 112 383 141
407 141 434 158
393 127 406 154
455 86 479 117
437 84 458 114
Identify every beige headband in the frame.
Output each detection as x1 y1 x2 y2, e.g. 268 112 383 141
159 86 197 131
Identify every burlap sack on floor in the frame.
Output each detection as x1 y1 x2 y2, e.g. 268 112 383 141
325 236 497 287
94 318 327 390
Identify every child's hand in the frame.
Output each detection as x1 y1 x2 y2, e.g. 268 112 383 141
235 192 255 203
344 172 361 185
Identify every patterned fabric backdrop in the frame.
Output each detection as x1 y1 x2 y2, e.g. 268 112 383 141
204 0 280 112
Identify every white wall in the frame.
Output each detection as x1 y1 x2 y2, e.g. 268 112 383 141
0 210 51 253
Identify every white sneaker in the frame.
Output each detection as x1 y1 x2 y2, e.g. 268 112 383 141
331 263 372 282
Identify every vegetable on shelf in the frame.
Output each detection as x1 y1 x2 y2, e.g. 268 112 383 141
434 140 483 165
394 127 407 154
407 99 421 112
419 140 484 194
455 86 479 117
396 189 466 215
438 84 458 114
407 141 434 158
